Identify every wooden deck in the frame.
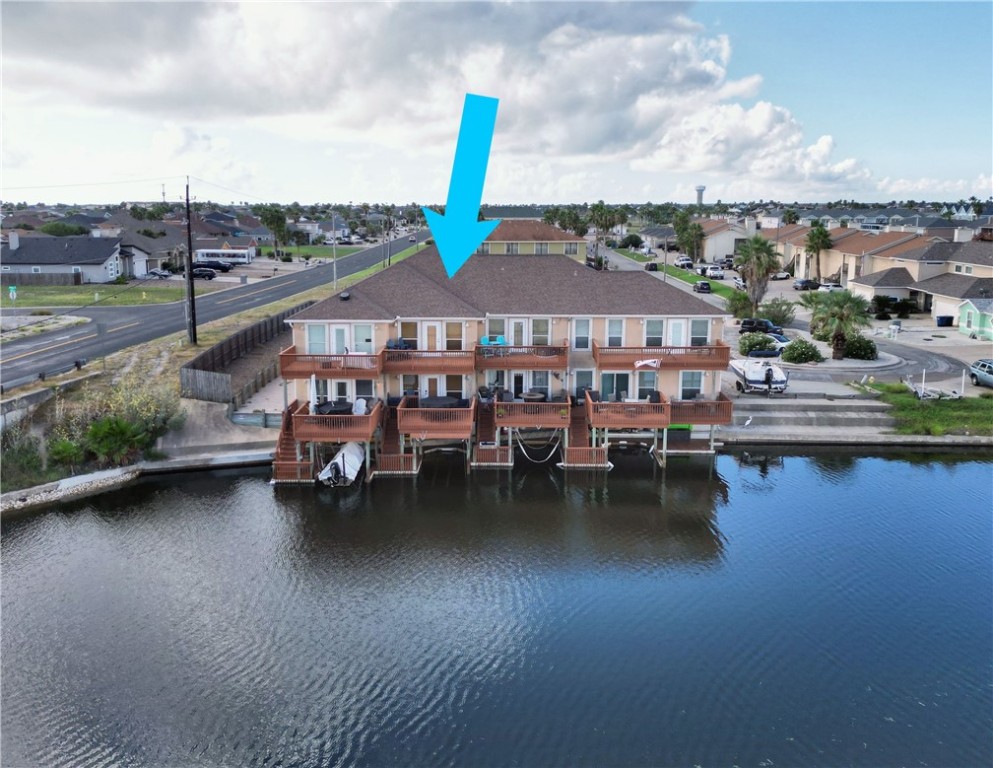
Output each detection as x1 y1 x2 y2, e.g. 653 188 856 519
381 349 475 374
474 343 569 371
585 394 672 430
670 394 734 426
279 346 382 378
291 400 384 442
592 340 731 371
397 397 477 440
494 400 572 429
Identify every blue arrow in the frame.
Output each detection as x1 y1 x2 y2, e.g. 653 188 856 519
423 93 501 278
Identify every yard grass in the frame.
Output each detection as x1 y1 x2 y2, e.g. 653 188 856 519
617 248 653 263
0 280 224 309
871 382 993 436
260 244 362 260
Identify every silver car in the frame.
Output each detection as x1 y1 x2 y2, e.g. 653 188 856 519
969 359 993 387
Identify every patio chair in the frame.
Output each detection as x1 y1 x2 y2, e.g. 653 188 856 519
648 391 661 404
352 398 367 416
588 390 601 403
499 389 514 403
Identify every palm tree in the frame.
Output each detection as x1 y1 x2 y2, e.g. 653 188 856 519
734 235 781 316
804 221 832 281
782 209 799 225
801 291 871 360
685 222 705 263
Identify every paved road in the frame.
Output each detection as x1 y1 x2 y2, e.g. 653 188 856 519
0 235 428 388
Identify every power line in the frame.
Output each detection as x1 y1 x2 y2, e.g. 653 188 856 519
1 176 188 192
188 176 276 203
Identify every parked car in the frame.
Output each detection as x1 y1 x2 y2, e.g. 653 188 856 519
704 265 725 279
739 318 783 335
673 256 693 269
770 270 791 280
969 359 993 387
818 282 844 292
693 280 712 294
194 260 233 272
408 235 416 242
190 267 216 280
764 333 791 352
793 278 820 291
644 262 658 272
733 276 747 291
146 268 172 279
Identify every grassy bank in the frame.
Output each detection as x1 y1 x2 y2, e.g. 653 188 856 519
0 280 223 309
259 244 362 260
873 383 993 436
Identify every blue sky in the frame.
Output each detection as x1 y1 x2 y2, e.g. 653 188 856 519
1 1 990 207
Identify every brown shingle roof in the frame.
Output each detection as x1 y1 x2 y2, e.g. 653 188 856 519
909 273 993 299
851 267 915 288
291 248 723 322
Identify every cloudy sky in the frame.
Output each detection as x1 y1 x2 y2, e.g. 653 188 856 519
2 1 990 207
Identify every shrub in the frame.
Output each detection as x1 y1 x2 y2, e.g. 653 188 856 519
49 438 85 472
85 416 147 466
758 297 797 328
280 254 293 263
893 299 915 318
781 338 824 364
724 291 752 319
30 310 53 316
620 234 644 249
605 239 617 248
739 332 776 356
844 334 878 360
0 424 48 493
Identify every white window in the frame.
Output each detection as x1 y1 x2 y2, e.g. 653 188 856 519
565 242 578 255
399 321 418 350
356 380 374 399
31 266 41 274
645 319 664 347
965 265 973 274
487 318 505 340
1 266 10 271
600 372 630 401
477 242 489 254
966 311 973 329
445 321 463 351
531 319 550 346
306 324 327 354
690 319 710 346
72 266 82 274
573 318 591 350
954 264 963 273
607 319 623 347
530 371 550 396
445 374 463 399
506 242 519 255
535 243 549 255
680 371 703 400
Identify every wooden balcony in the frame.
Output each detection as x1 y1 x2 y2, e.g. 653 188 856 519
585 392 672 430
291 400 384 442
381 349 476 375
670 393 734 426
279 346 382 379
493 400 572 429
592 340 730 371
397 396 477 440
474 343 569 371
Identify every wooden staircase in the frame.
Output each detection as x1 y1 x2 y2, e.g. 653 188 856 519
371 403 419 476
472 403 513 467
272 402 316 483
561 403 609 469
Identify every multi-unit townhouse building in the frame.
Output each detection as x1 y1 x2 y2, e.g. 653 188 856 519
273 245 733 482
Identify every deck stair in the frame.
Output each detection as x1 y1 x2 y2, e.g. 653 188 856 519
560 403 610 469
471 403 513 467
371 402 420 477
271 402 316 483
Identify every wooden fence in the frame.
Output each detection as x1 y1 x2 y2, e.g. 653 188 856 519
180 301 314 403
1 273 82 286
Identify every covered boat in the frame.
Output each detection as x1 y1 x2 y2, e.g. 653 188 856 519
729 359 789 395
317 442 365 486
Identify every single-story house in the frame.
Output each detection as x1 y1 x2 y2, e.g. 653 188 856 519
957 298 993 340
0 232 122 284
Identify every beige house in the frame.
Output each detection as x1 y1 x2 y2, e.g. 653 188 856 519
274 247 733 481
477 220 586 259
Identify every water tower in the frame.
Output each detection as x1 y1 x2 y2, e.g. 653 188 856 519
695 185 706 206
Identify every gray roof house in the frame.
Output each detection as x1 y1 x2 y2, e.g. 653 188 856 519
0 233 123 284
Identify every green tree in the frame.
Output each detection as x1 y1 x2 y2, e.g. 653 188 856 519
39 222 89 236
804 221 832 281
782 209 799 225
734 235 781 316
800 291 871 360
258 204 288 255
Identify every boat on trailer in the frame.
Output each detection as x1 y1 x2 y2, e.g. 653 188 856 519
317 442 365 486
729 359 789 394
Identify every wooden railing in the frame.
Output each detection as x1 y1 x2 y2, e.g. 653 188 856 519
279 346 382 379
381 349 476 374
398 398 477 440
562 447 609 467
474 343 569 371
592 340 730 370
292 400 384 442
585 391 672 429
494 400 571 428
374 453 419 474
670 393 734 425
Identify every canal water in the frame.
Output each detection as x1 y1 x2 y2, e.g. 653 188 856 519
2 452 991 767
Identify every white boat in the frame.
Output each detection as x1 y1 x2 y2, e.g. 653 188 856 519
317 442 365 486
729 359 789 394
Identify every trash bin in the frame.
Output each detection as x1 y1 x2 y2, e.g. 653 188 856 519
936 316 953 327
240 274 248 285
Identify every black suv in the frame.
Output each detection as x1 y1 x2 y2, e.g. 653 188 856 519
189 267 217 280
739 318 783 335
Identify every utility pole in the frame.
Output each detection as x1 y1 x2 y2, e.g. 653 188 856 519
185 177 198 345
